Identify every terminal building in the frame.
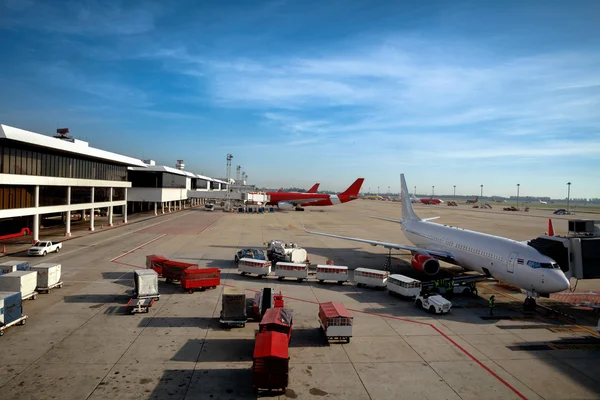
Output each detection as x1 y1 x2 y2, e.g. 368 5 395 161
0 124 231 242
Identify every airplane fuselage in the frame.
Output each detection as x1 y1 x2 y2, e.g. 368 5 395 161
401 219 569 294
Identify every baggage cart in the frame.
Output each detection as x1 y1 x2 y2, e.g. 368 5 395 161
354 268 389 288
252 331 289 394
0 271 38 300
387 274 422 298
0 292 27 337
238 258 271 277
275 262 308 282
259 307 293 342
146 254 168 276
134 269 160 300
126 297 155 314
220 287 247 327
181 268 220 293
319 302 353 343
0 260 30 272
162 260 197 284
316 265 349 284
31 263 62 294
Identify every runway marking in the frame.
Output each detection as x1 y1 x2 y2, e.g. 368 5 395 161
482 283 600 338
110 234 167 262
223 283 528 400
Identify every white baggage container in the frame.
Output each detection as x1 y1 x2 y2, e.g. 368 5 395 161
0 271 38 299
0 264 17 275
134 269 160 299
354 268 389 288
30 263 62 289
316 265 349 283
387 274 421 298
239 258 272 277
275 262 309 281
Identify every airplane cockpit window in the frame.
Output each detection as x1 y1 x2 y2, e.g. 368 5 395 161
527 260 541 268
528 261 558 269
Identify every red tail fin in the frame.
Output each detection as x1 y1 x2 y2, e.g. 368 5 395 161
340 178 365 196
548 219 555 236
307 183 320 193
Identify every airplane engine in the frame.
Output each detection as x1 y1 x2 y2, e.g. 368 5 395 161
277 201 294 210
411 253 440 276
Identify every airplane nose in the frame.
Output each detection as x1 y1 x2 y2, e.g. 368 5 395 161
547 271 570 293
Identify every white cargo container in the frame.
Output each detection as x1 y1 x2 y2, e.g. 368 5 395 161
387 274 421 298
238 258 272 277
30 263 62 291
0 264 17 275
134 269 160 299
316 265 349 284
0 271 38 300
275 262 309 281
354 268 389 288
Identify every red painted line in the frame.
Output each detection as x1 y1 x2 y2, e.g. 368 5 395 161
196 215 224 235
221 281 527 399
110 234 167 262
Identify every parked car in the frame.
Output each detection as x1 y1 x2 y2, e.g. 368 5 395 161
235 248 267 264
28 241 62 256
204 204 215 211
553 209 568 215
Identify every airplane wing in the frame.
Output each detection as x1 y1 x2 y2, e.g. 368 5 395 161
302 225 456 263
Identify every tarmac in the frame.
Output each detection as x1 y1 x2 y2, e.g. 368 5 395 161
0 200 599 400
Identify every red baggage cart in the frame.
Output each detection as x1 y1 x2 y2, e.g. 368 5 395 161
319 302 353 343
146 254 168 276
162 260 197 284
252 331 289 394
180 268 221 293
259 307 293 342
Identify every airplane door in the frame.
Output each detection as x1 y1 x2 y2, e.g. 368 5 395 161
507 252 517 273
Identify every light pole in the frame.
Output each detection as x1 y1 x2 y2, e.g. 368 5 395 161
480 185 483 203
414 186 416 197
453 185 456 197
388 186 390 195
432 185 435 197
378 186 380 196
567 182 571 214
517 183 520 210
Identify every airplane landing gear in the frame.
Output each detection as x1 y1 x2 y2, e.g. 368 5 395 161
383 249 393 271
524 291 539 311
294 207 305 211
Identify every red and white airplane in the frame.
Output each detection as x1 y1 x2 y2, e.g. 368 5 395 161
277 183 320 194
267 178 364 211
410 194 444 205
466 196 479 204
491 197 507 203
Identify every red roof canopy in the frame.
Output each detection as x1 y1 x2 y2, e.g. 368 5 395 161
319 302 353 319
253 331 289 359
259 307 293 328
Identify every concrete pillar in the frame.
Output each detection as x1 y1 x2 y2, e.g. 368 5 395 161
161 202 165 214
89 187 95 231
33 185 40 244
123 188 128 223
108 188 114 226
154 202 157 216
179 200 182 210
65 186 71 237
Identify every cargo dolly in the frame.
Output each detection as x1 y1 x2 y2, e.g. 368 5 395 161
0 315 28 337
22 291 38 301
126 297 155 314
37 281 64 294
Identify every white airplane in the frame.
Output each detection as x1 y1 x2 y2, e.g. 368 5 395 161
538 199 548 204
304 173 570 309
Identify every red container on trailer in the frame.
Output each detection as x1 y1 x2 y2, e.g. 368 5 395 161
146 254 168 276
252 331 289 394
161 260 197 283
180 268 221 293
258 307 293 342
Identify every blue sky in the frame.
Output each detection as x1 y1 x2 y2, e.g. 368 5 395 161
1 0 599 198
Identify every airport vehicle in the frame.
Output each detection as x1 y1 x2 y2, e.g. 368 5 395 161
220 287 247 327
27 241 62 256
126 297 155 314
553 209 568 215
146 254 168 276
275 262 309 281
239 258 272 277
204 204 215 211
319 302 353 343
354 268 389 288
266 178 364 211
133 269 160 300
265 240 308 264
304 174 570 310
415 293 452 314
30 263 62 293
162 260 197 284
258 307 293 343
466 196 479 204
180 268 220 293
252 331 290 394
250 288 285 320
387 274 422 298
0 292 27 337
235 248 267 264
316 265 349 284
0 260 30 273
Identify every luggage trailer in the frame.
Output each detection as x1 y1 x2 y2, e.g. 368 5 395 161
318 301 353 343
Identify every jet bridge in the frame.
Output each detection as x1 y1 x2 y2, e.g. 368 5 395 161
528 219 600 280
